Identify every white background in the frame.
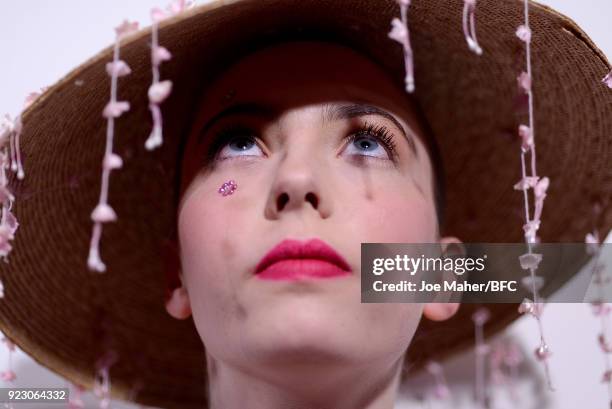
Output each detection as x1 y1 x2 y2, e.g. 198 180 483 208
0 1 611 408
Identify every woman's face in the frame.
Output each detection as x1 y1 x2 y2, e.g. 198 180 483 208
172 41 457 386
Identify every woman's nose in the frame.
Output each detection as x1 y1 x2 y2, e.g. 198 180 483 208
264 151 332 220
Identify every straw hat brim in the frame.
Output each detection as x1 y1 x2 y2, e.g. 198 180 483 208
1 0 611 408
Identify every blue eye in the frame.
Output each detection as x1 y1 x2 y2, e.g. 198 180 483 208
352 135 381 151
208 126 264 161
344 122 398 160
219 135 263 159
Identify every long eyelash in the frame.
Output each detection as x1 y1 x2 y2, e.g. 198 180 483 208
347 121 398 158
204 124 256 163
203 121 399 164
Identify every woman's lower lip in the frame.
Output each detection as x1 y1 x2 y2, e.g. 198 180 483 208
256 259 351 280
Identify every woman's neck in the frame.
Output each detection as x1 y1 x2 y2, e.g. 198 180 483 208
205 352 405 409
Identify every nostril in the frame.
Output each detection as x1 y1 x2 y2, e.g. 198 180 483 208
305 192 318 209
277 192 289 211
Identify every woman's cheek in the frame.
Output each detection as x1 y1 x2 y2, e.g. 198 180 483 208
362 192 435 243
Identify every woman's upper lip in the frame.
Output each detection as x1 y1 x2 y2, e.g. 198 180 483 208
254 238 352 274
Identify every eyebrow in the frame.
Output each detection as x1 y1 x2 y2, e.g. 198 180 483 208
197 102 418 157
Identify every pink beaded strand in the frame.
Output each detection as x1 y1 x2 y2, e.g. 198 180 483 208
462 0 483 55
388 0 415 93
424 360 451 400
0 336 16 384
513 0 554 390
603 70 612 88
585 214 612 406
472 307 491 408
93 350 119 409
87 20 139 273
66 382 85 409
145 2 193 150
488 340 524 405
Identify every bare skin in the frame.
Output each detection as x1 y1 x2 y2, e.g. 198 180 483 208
166 41 461 409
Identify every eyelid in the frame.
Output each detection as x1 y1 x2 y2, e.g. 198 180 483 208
207 123 268 161
343 120 399 162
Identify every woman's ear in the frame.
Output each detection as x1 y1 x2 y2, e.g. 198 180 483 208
423 235 463 322
423 302 460 321
165 273 192 320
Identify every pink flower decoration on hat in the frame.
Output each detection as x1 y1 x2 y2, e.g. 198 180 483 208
151 0 195 22
114 20 139 38
168 0 195 14
153 46 172 65
146 3 181 151
88 20 135 273
103 153 123 171
518 124 533 151
518 252 542 270
534 342 551 361
1 114 25 180
91 203 118 223
462 0 483 55
517 71 531 92
472 307 490 326
602 70 612 88
23 87 47 109
0 119 20 283
148 80 173 104
424 361 451 400
513 175 539 191
0 370 16 382
516 24 531 43
105 60 132 77
388 0 415 93
522 219 540 243
102 101 130 119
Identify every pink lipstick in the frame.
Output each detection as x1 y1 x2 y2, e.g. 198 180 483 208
254 238 351 280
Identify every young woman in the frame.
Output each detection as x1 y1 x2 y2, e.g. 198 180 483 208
0 0 610 408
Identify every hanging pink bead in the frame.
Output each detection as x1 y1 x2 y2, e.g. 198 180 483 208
522 220 540 243
504 343 524 367
518 297 544 317
520 275 544 293
472 307 491 326
0 370 16 382
534 343 551 361
105 60 131 77
518 252 542 270
603 70 612 88
425 361 451 400
462 0 483 55
513 176 539 191
592 302 611 316
515 24 531 42
598 333 612 353
87 19 138 273
388 0 415 93
518 124 533 152
517 71 531 92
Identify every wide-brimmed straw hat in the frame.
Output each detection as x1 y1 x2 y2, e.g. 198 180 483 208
0 0 611 408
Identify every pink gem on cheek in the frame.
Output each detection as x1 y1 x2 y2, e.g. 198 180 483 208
218 179 238 196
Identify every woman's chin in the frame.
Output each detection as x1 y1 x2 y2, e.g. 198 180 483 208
242 301 363 363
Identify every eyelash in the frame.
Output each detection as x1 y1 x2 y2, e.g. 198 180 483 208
346 121 398 159
205 120 398 162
